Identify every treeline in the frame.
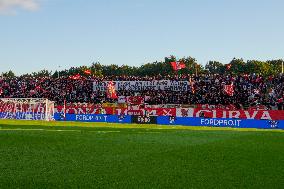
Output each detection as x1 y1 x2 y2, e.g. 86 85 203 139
1 56 283 78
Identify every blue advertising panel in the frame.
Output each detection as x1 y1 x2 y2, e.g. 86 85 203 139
54 113 131 124
157 116 284 130
0 112 45 120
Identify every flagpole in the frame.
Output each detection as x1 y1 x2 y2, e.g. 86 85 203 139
58 66 61 78
282 61 283 74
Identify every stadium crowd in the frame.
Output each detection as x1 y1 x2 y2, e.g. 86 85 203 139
0 74 284 110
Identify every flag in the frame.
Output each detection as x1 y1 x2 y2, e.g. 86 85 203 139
224 84 234 96
170 61 186 71
106 81 118 99
226 64 232 70
69 74 81 80
84 69 91 75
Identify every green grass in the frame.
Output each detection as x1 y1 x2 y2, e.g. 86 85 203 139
0 120 284 188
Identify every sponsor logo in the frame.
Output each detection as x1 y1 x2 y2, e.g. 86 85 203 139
200 118 242 127
268 120 279 128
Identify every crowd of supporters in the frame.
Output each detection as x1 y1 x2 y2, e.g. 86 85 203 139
0 74 284 110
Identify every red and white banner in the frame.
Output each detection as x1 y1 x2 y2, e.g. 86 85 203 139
177 108 284 120
195 104 236 110
118 96 145 104
193 109 284 120
115 108 176 116
106 81 117 99
52 103 284 120
55 105 114 115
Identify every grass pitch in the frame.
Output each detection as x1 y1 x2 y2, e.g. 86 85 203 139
0 120 284 188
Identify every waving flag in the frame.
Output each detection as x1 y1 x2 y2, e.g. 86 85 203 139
69 74 81 80
170 61 186 71
224 84 234 96
84 69 91 75
107 81 118 99
226 64 232 70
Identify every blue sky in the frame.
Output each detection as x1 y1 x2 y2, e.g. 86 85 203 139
1 0 284 75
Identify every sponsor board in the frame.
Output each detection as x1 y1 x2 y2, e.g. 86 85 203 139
54 113 131 123
157 116 284 129
53 104 284 120
0 112 46 120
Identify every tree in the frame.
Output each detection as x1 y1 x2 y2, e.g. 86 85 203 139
2 70 15 78
205 61 225 74
32 69 52 78
246 60 270 76
229 58 246 75
267 59 284 75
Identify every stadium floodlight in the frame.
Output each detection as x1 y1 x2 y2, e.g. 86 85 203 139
0 98 55 121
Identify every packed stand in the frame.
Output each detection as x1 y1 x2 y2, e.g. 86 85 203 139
0 74 284 110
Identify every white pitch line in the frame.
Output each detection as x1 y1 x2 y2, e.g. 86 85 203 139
0 128 45 131
0 128 80 132
136 132 161 134
89 131 121 133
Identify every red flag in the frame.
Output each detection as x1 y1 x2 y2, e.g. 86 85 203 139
69 74 81 80
84 69 91 75
107 81 118 99
226 64 232 70
170 61 186 71
224 84 234 96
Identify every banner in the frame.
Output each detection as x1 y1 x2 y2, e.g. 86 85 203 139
55 105 114 115
195 104 236 110
93 80 190 91
54 113 131 123
118 96 144 104
193 109 284 120
157 116 284 129
116 108 176 116
51 113 284 129
53 104 284 120
176 108 284 120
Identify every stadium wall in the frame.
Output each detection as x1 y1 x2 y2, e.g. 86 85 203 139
54 106 284 120
53 113 284 130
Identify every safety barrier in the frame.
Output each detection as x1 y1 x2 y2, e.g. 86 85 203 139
52 113 284 130
54 113 131 123
157 116 284 129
